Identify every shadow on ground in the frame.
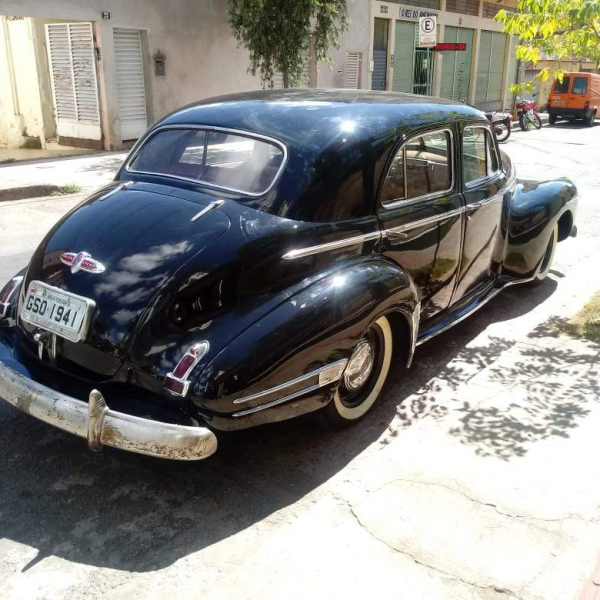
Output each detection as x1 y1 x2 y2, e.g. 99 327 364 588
1 276 595 573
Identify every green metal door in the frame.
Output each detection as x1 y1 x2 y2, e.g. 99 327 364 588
392 20 415 93
475 31 507 106
439 26 474 103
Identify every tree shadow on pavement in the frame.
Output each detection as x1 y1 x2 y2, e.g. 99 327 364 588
2 276 589 573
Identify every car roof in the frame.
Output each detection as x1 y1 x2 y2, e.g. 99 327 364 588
158 88 484 150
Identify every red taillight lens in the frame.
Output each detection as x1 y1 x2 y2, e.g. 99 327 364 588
0 279 17 304
164 341 209 397
172 354 196 378
585 101 590 109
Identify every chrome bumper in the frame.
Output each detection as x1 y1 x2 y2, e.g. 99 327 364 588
0 360 217 461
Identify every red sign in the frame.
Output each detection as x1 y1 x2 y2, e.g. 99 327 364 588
435 42 467 51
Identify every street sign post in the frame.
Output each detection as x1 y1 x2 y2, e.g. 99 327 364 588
418 16 437 48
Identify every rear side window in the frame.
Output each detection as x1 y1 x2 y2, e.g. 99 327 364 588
129 128 285 195
553 76 570 94
572 76 588 95
462 126 498 184
381 130 452 205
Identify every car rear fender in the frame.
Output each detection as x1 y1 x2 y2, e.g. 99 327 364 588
191 256 419 420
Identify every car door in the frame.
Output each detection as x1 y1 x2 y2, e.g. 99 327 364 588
377 126 464 321
452 123 506 302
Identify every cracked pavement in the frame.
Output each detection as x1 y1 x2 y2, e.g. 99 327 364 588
0 122 600 599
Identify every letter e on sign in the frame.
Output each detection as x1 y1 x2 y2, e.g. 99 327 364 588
418 16 437 48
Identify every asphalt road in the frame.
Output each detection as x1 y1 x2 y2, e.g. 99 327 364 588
1 121 600 599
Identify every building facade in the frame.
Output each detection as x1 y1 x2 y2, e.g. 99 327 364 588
0 0 522 152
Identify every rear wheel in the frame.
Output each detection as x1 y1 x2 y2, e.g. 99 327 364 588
321 315 393 427
585 111 595 127
548 114 557 126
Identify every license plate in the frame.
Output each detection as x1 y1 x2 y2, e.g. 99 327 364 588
552 99 565 106
21 281 95 342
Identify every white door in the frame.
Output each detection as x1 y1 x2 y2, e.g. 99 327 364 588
45 23 102 142
113 29 148 140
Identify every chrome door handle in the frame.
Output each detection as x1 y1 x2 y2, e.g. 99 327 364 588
385 230 409 242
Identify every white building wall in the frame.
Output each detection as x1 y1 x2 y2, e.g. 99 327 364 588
0 0 261 149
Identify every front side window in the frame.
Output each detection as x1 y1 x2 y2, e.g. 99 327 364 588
129 128 285 195
462 126 498 184
572 76 588 95
554 76 570 94
381 130 452 205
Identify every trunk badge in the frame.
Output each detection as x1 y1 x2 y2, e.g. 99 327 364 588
61 251 106 274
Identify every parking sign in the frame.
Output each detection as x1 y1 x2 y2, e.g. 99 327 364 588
418 16 437 48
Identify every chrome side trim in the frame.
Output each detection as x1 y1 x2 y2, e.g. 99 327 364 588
124 124 288 198
415 275 536 346
282 232 381 260
191 199 225 222
232 359 348 417
0 362 218 461
383 206 465 238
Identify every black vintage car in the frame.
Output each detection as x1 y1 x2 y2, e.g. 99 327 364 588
0 90 578 460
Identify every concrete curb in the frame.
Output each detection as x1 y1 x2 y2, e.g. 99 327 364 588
0 184 61 202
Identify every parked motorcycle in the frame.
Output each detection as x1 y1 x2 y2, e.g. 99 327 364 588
516 97 542 131
485 111 512 142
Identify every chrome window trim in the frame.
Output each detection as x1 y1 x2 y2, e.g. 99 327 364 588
382 206 465 237
462 124 503 189
381 127 455 211
282 231 381 260
124 124 289 198
232 359 348 417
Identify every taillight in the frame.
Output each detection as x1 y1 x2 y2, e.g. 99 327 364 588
164 341 209 397
585 101 590 109
0 276 23 318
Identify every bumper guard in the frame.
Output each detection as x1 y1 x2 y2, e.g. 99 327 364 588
0 360 217 460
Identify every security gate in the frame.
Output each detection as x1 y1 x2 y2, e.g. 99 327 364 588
45 23 101 143
113 29 148 140
392 20 434 96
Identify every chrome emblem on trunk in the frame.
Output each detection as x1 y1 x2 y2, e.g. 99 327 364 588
60 251 106 274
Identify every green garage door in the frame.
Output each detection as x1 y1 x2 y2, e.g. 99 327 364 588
475 31 507 106
439 26 474 103
392 20 415 93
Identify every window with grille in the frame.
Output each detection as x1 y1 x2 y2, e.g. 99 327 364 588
386 0 440 8
446 0 479 16
483 2 515 18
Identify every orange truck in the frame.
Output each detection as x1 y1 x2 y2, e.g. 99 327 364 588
547 72 600 126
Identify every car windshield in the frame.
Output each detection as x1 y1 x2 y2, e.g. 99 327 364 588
129 128 285 195
554 77 570 94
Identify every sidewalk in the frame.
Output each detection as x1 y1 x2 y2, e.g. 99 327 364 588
0 151 127 201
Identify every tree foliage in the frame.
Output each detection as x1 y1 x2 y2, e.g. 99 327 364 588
496 0 600 92
229 0 348 88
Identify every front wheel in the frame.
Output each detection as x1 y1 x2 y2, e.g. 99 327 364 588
531 223 558 285
321 315 393 427
518 115 528 131
533 114 542 129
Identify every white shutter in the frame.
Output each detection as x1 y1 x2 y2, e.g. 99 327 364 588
113 29 148 140
345 51 362 89
46 23 101 141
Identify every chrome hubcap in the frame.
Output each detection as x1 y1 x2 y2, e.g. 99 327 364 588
344 339 374 391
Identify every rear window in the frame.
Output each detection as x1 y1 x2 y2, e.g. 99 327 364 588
553 76 570 94
381 130 452 205
572 76 588 95
129 128 285 195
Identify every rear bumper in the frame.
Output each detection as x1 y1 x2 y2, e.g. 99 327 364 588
0 359 218 460
548 107 591 119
